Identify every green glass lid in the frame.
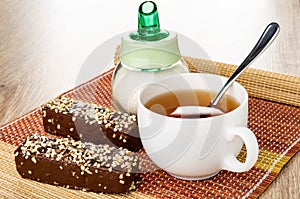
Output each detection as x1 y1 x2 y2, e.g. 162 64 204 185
120 1 181 69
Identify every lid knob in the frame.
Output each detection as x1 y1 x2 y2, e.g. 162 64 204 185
130 1 169 41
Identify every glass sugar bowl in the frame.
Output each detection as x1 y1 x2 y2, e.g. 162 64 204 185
111 1 189 114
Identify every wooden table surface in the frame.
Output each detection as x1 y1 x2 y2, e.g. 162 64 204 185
0 0 299 198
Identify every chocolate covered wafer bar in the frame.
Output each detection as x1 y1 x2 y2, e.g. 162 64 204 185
42 97 142 152
14 134 140 193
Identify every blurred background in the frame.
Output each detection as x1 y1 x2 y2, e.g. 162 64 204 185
1 0 299 76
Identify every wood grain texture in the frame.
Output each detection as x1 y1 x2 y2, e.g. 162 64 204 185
0 0 299 198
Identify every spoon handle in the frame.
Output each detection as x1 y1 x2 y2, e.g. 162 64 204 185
211 22 280 107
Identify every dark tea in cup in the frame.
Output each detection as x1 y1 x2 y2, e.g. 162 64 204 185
144 90 240 118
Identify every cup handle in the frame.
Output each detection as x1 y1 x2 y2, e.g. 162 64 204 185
222 127 259 172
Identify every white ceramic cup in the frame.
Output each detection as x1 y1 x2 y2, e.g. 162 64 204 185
137 73 259 180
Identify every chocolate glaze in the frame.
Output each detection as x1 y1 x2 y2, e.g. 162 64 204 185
14 134 141 193
42 98 143 152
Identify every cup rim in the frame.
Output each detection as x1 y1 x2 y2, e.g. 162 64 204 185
137 73 249 120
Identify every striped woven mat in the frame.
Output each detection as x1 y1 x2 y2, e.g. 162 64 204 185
0 57 299 198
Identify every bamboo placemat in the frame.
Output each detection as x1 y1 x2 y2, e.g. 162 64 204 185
0 58 299 199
